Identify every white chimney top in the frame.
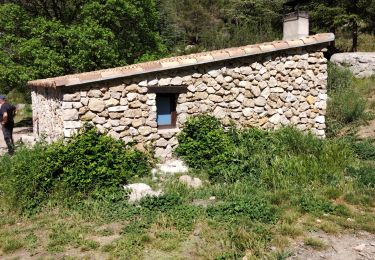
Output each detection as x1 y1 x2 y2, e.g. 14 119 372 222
283 11 309 40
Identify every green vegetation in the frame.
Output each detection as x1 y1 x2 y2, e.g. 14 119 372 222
326 63 375 137
0 125 152 214
1 0 375 98
1 110 374 258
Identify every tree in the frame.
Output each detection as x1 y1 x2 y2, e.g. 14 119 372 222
0 1 165 94
308 0 374 52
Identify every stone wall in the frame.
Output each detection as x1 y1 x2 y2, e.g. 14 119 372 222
32 45 328 159
331 52 375 78
31 87 63 142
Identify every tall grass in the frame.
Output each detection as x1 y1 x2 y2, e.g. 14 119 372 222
326 63 371 136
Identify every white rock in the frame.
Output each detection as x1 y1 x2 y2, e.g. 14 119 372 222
138 80 148 87
63 121 82 129
159 78 171 86
124 183 162 203
88 98 105 112
250 85 261 97
159 159 188 174
269 114 281 124
208 70 220 77
353 244 366 251
243 108 253 117
254 97 266 107
148 79 158 86
179 175 203 189
171 77 183 85
127 93 138 101
108 106 128 112
63 109 79 121
315 116 325 124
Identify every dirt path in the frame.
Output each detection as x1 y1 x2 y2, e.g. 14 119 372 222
0 126 34 154
289 231 375 260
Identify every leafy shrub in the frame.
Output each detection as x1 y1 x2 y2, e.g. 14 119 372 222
207 197 278 223
297 193 350 216
175 114 233 170
349 138 375 160
347 166 375 188
139 194 182 211
0 126 152 213
176 115 354 187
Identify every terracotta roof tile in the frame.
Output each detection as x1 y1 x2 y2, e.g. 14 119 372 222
78 72 102 82
259 43 276 52
272 41 289 49
210 50 231 60
160 59 181 69
27 33 335 88
301 36 317 45
195 53 214 63
243 45 262 55
101 70 126 79
178 57 198 65
227 48 246 57
139 61 162 71
287 39 305 48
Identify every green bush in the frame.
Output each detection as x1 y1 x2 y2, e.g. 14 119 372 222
139 194 182 211
349 138 375 160
176 115 354 187
0 126 152 213
207 197 278 223
297 193 350 216
327 63 353 92
326 63 367 136
175 114 233 170
347 166 375 188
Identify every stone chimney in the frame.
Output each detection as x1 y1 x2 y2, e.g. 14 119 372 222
283 11 309 40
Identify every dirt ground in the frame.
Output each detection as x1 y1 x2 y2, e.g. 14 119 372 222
0 126 33 154
289 231 375 260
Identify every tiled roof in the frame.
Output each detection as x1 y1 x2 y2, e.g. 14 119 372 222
27 33 335 88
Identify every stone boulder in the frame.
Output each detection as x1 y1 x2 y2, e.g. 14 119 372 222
124 183 162 202
179 175 203 189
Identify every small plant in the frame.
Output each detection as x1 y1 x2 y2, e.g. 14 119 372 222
304 237 328 250
346 166 375 188
140 194 182 211
175 114 233 170
207 197 279 223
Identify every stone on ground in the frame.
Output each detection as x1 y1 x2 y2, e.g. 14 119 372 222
123 183 161 202
179 175 203 189
158 159 188 175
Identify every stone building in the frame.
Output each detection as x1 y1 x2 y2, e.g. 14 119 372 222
28 13 334 159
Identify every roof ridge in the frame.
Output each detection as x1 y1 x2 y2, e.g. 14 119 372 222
28 33 335 88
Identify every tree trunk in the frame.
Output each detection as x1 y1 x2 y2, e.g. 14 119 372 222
351 20 358 52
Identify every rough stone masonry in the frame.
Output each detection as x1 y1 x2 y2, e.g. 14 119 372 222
28 33 334 159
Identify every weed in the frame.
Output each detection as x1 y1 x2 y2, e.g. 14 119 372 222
304 237 328 250
320 222 340 234
207 197 278 223
0 237 23 253
279 224 303 238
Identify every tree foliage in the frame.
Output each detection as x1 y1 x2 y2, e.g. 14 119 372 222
0 0 375 95
0 0 165 94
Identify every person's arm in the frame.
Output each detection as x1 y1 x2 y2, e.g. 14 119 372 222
2 111 8 125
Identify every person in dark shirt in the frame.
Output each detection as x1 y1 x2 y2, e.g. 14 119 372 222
0 95 16 154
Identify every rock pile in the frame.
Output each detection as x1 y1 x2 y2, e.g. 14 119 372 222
331 52 375 78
